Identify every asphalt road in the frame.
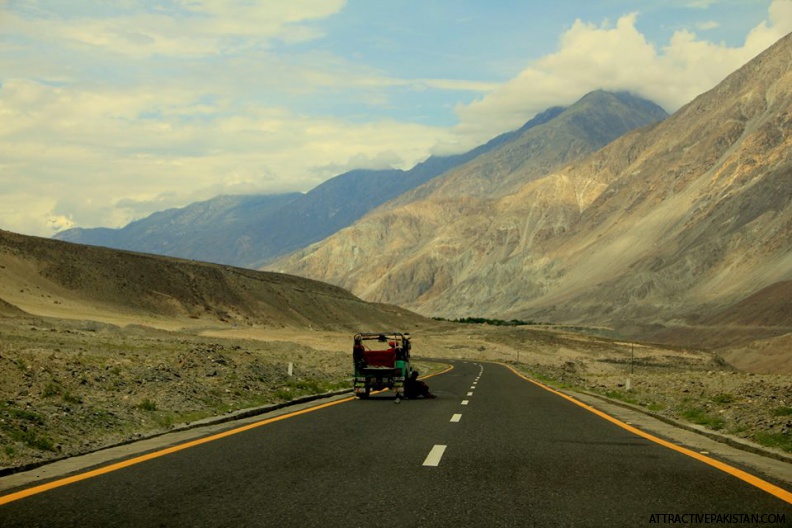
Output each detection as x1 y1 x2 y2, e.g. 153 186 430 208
1 360 791 527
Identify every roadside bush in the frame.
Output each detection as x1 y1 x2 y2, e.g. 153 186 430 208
137 399 157 411
753 432 792 452
680 406 725 430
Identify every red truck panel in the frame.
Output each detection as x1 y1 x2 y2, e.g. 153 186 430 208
364 349 396 368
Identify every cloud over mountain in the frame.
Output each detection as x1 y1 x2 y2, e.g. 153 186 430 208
442 3 792 154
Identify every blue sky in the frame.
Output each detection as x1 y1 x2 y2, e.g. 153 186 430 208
1 0 790 236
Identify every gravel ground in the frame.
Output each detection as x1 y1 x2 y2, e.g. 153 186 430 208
0 318 350 471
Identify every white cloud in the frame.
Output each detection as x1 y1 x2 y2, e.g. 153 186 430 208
4 0 347 59
0 76 448 233
696 21 720 31
440 1 792 154
0 0 455 234
686 0 719 8
46 214 75 232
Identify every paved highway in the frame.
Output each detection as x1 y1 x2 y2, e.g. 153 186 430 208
1 360 791 527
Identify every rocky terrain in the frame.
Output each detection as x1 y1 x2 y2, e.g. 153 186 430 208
425 325 792 457
581 369 792 454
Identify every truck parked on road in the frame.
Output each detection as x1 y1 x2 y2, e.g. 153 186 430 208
353 332 412 401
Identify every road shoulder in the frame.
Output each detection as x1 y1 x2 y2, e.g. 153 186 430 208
565 388 792 490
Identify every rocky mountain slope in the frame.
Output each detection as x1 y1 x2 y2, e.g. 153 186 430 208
271 34 792 361
499 32 792 330
270 90 670 307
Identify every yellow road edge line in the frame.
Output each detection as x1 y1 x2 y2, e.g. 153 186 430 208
0 396 355 506
421 364 454 379
501 362 792 505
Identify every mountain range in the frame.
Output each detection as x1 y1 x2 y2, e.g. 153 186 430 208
51 111 543 268
271 32 792 369
53 92 666 268
269 90 675 309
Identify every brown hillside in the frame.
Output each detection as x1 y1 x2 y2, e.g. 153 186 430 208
640 281 792 373
271 91 668 309
704 281 792 327
509 32 792 327
0 230 429 332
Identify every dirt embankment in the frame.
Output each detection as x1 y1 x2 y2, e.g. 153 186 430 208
533 365 792 455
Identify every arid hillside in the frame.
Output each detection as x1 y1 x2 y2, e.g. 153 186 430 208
0 230 429 332
271 90 669 309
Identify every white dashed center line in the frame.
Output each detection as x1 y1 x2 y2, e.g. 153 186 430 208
451 414 462 423
467 392 474 396
461 400 469 405
423 445 447 467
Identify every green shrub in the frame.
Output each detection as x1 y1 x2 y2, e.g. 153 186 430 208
432 316 537 326
711 393 735 405
9 408 44 424
604 390 639 405
137 399 157 411
681 406 725 430
42 382 61 398
754 432 792 452
10 430 55 452
273 389 293 401
62 391 83 404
